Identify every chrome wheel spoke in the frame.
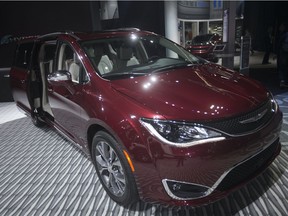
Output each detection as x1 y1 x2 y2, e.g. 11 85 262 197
111 164 126 195
109 148 116 162
97 141 109 162
103 172 110 186
115 177 125 194
96 155 108 170
109 174 117 193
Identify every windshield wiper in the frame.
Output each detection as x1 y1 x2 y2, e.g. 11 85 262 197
151 63 192 74
102 71 146 79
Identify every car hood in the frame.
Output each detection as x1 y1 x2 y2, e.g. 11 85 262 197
110 64 269 121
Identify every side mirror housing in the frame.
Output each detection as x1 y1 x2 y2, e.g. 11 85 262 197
47 70 72 85
47 70 75 95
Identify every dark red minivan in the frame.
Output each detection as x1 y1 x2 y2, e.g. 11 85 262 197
186 34 222 63
10 29 282 206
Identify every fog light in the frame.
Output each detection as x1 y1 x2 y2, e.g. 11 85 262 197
163 179 210 200
172 183 181 191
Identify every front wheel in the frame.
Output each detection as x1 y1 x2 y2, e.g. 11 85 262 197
91 131 139 206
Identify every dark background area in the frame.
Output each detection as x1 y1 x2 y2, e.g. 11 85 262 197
1 1 288 49
244 1 288 51
1 1 288 67
103 1 165 34
0 2 94 36
0 1 165 37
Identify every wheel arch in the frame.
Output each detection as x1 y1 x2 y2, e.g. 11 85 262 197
87 124 107 155
86 121 127 156
86 119 158 203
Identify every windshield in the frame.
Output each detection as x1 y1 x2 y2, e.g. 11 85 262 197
80 34 204 79
192 34 214 45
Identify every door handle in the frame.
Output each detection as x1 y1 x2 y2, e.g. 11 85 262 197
3 74 10 78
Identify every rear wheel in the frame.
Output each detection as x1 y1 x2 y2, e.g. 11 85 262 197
31 108 45 127
91 131 139 206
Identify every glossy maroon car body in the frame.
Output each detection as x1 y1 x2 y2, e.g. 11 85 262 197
10 29 282 206
186 34 222 63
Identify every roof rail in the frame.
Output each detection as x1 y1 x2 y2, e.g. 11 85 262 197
37 28 141 41
38 31 80 40
99 28 141 32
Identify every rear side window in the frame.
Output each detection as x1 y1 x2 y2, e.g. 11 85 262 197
14 42 34 69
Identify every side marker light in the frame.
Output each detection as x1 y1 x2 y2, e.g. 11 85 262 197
123 150 135 172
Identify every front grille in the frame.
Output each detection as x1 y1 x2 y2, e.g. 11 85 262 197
205 99 275 135
216 139 280 191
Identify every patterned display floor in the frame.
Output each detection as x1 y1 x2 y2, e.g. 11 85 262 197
1 92 288 215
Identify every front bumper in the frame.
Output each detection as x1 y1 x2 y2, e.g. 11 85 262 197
134 106 282 206
162 138 280 201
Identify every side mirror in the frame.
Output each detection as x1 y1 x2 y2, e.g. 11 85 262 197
47 70 76 95
47 70 72 85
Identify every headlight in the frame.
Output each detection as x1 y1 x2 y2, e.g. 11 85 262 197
268 91 278 113
140 118 225 147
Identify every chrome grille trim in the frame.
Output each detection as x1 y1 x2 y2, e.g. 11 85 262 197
204 98 277 137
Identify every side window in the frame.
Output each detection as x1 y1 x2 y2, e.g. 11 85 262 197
14 42 34 69
57 42 88 84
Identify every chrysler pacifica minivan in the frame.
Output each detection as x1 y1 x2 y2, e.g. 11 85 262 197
10 29 282 206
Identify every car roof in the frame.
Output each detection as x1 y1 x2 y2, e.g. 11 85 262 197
38 28 156 41
15 28 158 46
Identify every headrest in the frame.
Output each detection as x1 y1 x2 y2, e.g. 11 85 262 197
40 44 56 61
118 46 132 60
46 45 56 60
87 47 95 57
94 44 105 57
73 53 79 63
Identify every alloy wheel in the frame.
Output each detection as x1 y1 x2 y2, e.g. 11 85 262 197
95 140 126 197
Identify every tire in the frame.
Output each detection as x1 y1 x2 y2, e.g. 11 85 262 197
91 131 139 206
31 109 45 127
